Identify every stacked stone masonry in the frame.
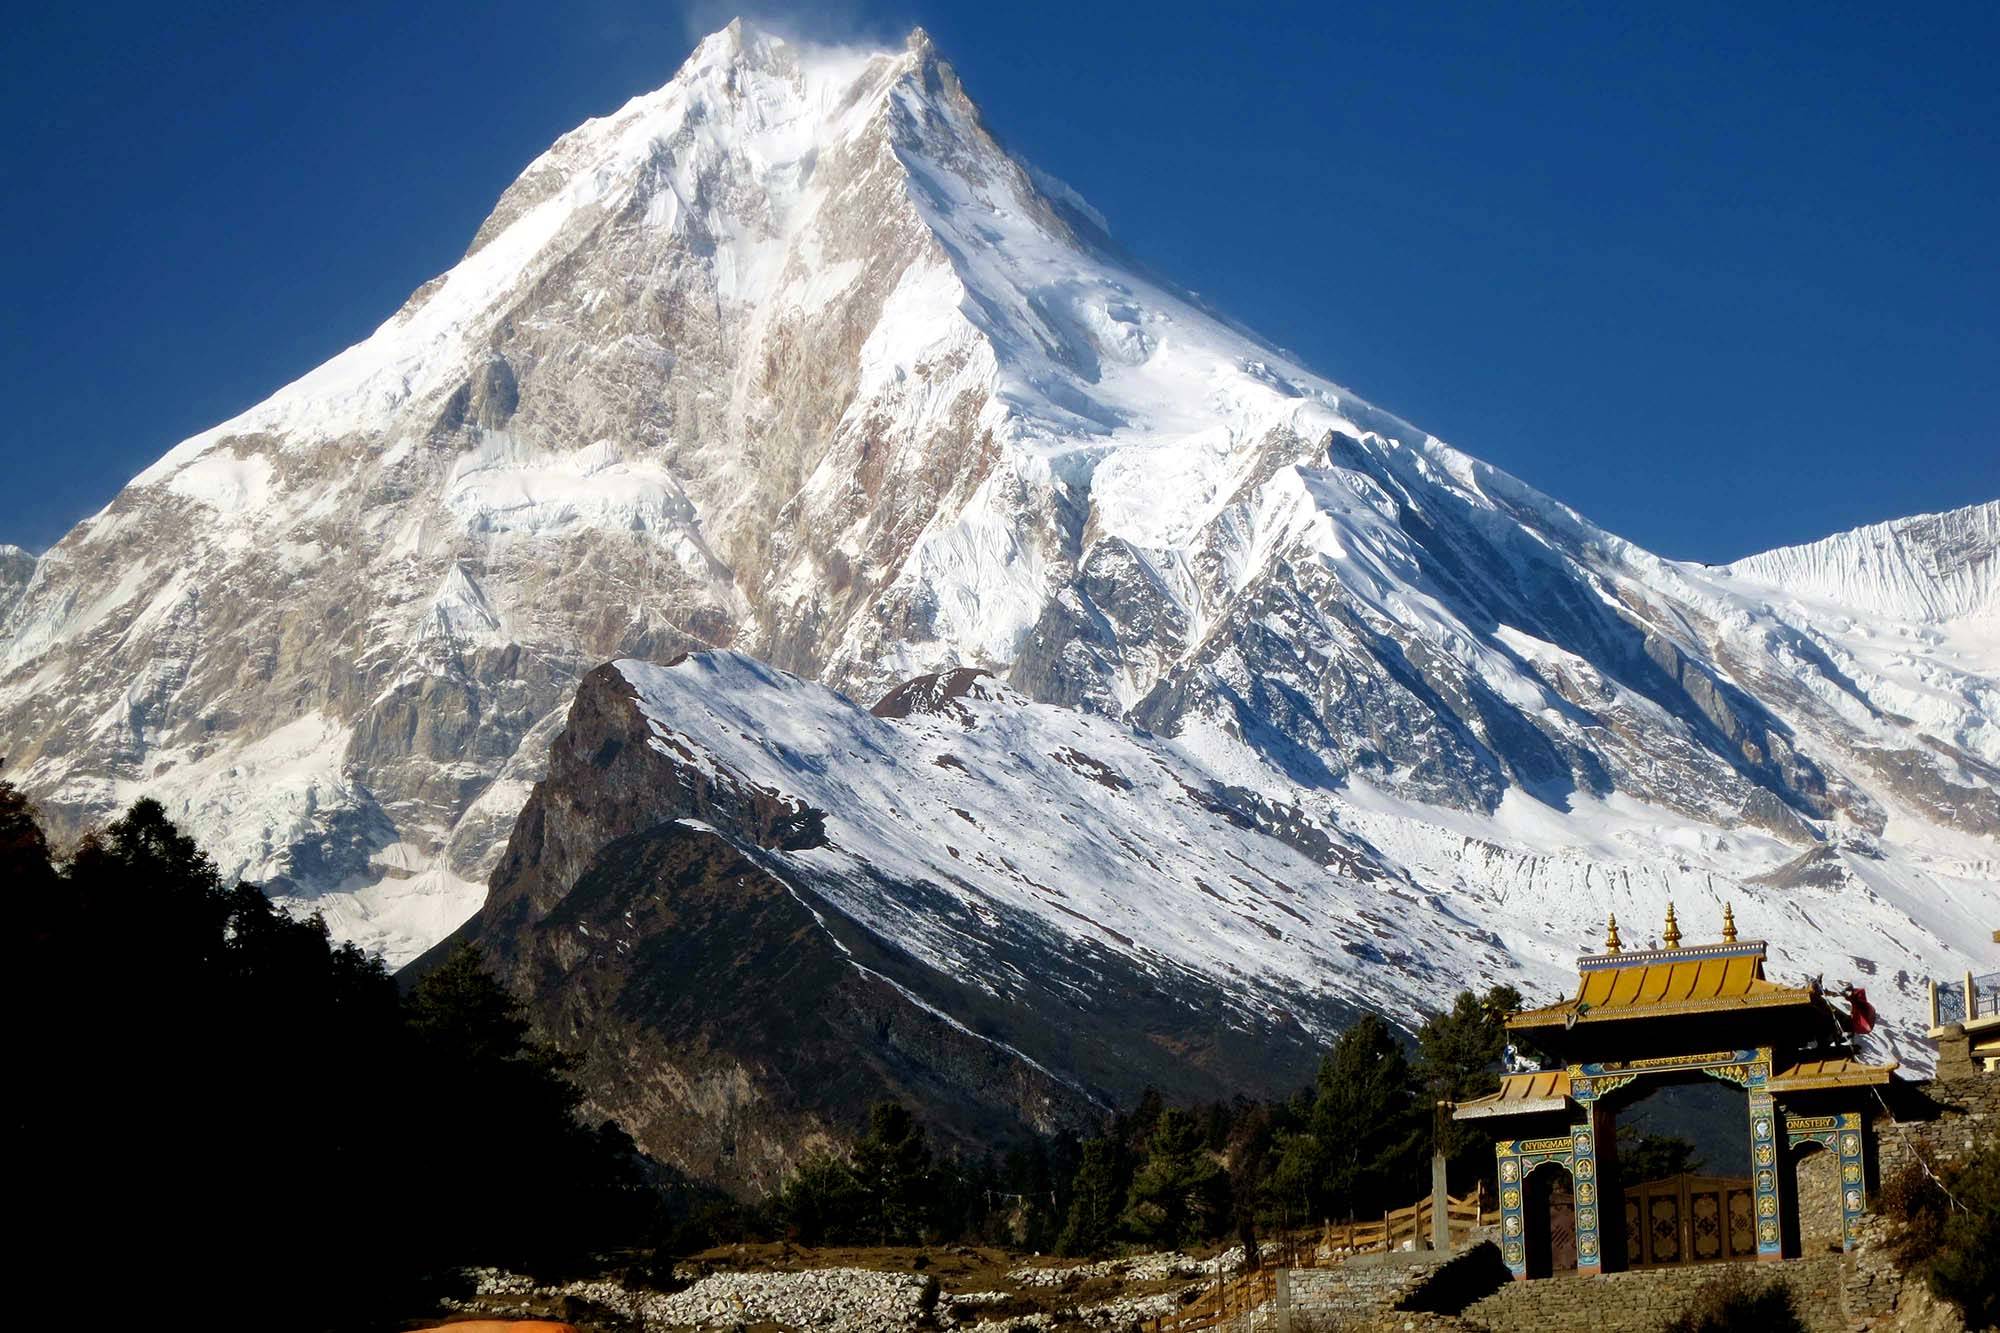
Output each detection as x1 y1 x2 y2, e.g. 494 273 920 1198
1277 1251 1457 1329
1873 1069 1999 1184
1457 1256 1847 1333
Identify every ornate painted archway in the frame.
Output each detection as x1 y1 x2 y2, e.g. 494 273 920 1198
1495 1047 1782 1277
1460 907 1896 1282
1782 1111 1866 1253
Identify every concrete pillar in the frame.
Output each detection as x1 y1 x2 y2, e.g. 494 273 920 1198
1432 1148 1452 1252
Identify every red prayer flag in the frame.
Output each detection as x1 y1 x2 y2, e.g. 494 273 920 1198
1847 986 1876 1034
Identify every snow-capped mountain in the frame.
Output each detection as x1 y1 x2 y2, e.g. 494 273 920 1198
433 644 1990 1186
2 17 1993 1085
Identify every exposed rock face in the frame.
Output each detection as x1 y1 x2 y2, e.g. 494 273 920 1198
0 19 1992 1062
0 545 32 625
430 655 1375 1190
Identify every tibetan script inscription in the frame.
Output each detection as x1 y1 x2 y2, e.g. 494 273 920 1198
1591 1051 1742 1073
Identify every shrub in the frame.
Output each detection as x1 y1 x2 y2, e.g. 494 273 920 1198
1660 1266 1805 1333
778 1150 866 1244
1882 1142 2000 1331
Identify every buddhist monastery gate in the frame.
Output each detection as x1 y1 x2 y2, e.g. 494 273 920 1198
1454 904 1892 1282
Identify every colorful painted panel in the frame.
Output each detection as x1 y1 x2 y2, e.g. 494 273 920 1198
1495 1136 1576 1280
1838 1113 1866 1251
1750 1091 1782 1259
1571 1115 1603 1272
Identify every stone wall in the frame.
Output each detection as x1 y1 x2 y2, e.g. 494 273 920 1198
1838 1213 1969 1333
1279 1251 1455 1330
1457 1256 1848 1333
1794 1144 1845 1256
1872 1068 1999 1186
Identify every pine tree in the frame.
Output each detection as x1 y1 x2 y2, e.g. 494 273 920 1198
1057 1138 1128 1256
1124 1107 1230 1246
1310 1013 1424 1219
404 943 649 1268
851 1101 936 1244
1266 1129 1332 1224
1415 985 1522 1186
778 1150 866 1244
0 778 54 891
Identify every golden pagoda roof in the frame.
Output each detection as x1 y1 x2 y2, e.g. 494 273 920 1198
1451 1070 1574 1120
1767 1057 1898 1092
1508 937 1818 1031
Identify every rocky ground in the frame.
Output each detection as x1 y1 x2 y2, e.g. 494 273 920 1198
427 1242 1256 1332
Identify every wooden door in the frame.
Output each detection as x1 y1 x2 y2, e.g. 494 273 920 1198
1623 1174 1755 1267
1547 1171 1577 1272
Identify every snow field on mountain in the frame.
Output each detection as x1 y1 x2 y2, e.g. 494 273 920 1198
614 651 1986 1071
1725 501 1998 623
619 653 1492 1029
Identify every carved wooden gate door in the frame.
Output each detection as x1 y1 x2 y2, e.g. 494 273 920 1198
1623 1173 1757 1267
1547 1171 1577 1272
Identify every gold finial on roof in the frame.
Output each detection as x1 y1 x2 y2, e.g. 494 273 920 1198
1663 901 1682 949
1721 902 1738 943
1604 913 1622 953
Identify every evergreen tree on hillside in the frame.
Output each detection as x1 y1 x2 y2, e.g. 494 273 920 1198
777 1150 866 1244
14 797 415 1328
1057 1138 1128 1256
1124 1107 1230 1246
850 1100 936 1244
1415 985 1522 1187
404 943 651 1269
1001 1134 1072 1251
1616 1125 1699 1184
0 778 54 892
1266 1126 1333 1224
1310 1013 1424 1219
9 796 656 1330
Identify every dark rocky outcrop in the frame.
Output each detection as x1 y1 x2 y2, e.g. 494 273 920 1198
416 662 1342 1195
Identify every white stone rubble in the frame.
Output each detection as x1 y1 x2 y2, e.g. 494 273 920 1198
1007 1246 1245 1287
458 1264 939 1330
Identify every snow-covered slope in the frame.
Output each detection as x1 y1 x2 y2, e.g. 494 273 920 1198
1724 502 1998 623
1 22 1993 1062
619 652 1984 1070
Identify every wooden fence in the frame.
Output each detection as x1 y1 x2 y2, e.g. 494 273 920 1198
1321 1180 1494 1256
1142 1184 1498 1333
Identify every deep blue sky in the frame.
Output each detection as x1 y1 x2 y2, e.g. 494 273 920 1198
4 1 1995 560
